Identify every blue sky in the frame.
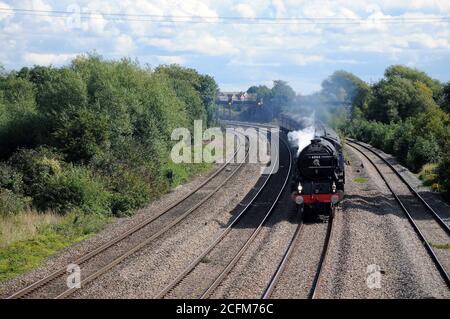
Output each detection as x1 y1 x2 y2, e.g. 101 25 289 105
1 0 450 94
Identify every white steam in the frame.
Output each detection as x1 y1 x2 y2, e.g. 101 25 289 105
287 112 316 155
288 125 315 155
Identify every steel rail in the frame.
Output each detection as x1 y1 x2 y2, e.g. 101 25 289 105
261 221 303 299
347 141 450 288
309 212 335 299
55 135 251 299
7 134 248 299
348 138 450 235
154 131 279 299
199 137 292 299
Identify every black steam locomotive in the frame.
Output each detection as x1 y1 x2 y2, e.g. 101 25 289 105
291 125 345 220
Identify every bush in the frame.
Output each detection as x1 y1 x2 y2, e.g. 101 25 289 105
33 166 111 215
406 135 441 171
109 171 151 216
8 147 64 195
418 163 438 187
438 149 450 199
0 163 24 193
53 107 110 163
0 189 31 216
0 56 219 219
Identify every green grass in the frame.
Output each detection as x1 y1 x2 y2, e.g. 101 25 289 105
0 158 215 283
0 212 110 282
353 176 369 183
417 163 444 192
430 242 450 249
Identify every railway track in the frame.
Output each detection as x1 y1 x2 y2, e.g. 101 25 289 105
261 211 335 299
155 132 292 299
6 134 251 299
347 140 450 288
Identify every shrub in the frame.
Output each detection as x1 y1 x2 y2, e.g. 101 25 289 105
8 147 64 195
437 149 450 199
109 171 151 216
418 163 438 187
53 107 110 163
33 166 111 215
0 163 24 193
0 189 31 216
406 135 441 171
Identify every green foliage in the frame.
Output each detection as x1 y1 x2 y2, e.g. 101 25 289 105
0 75 38 158
34 68 88 119
0 56 222 280
8 147 64 196
247 85 272 101
418 163 438 187
441 82 450 113
271 80 296 107
33 165 111 215
53 106 110 162
406 135 441 171
322 70 371 110
384 65 442 100
353 177 368 183
0 211 109 281
0 55 219 219
154 64 217 127
0 189 31 216
343 64 450 198
438 145 450 198
108 171 151 216
0 163 24 193
365 65 442 123
244 81 296 122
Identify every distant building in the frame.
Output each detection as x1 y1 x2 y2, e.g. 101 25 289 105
216 91 258 106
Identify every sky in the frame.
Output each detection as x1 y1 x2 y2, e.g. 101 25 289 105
1 0 450 94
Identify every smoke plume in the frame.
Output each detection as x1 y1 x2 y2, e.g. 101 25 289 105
287 112 315 155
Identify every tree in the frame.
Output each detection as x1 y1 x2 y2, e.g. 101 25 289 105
247 85 272 101
441 82 450 114
384 65 442 100
271 80 295 107
0 75 38 158
367 76 438 123
322 71 371 108
199 74 219 126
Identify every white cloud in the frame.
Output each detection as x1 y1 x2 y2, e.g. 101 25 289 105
1 0 449 92
23 52 78 65
271 0 286 18
289 54 324 65
143 30 238 56
234 3 256 18
155 55 186 64
0 1 12 21
114 35 136 55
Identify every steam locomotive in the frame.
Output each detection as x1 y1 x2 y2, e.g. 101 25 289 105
291 125 345 220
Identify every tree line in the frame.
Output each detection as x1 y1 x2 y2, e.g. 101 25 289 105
237 65 450 198
328 66 450 197
0 54 218 217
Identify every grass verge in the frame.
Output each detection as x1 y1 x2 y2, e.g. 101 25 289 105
353 176 369 183
430 242 450 250
0 161 214 283
0 212 110 282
